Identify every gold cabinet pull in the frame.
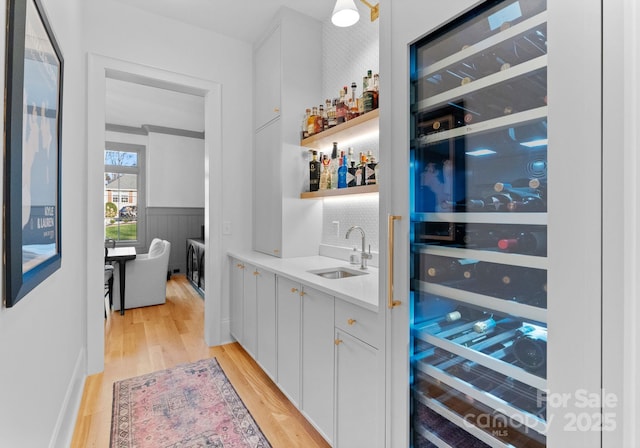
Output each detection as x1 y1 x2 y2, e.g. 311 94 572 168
253 270 259 276
388 215 403 309
347 318 356 325
273 249 280 255
300 291 307 297
335 339 343 345
274 107 280 113
291 287 298 293
237 263 244 269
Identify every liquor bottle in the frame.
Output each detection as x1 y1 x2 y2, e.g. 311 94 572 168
338 151 347 188
336 87 347 124
319 155 331 190
358 152 368 186
309 151 320 192
347 148 357 188
349 81 359 120
330 142 339 190
363 69 372 92
316 104 325 135
363 82 376 113
307 106 319 137
328 99 338 128
323 100 331 131
301 108 311 140
497 231 547 256
365 150 377 185
372 73 379 109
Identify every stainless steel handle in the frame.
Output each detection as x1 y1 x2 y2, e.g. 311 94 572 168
388 214 402 309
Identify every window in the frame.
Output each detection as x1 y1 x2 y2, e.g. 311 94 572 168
104 142 145 245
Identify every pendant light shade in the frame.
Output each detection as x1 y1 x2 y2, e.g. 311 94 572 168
332 0 360 27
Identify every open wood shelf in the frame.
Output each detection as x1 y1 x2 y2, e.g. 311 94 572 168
300 184 379 199
300 109 379 150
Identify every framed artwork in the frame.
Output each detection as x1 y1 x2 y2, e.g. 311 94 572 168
4 0 63 307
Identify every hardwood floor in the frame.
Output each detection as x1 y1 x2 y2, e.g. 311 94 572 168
71 274 330 448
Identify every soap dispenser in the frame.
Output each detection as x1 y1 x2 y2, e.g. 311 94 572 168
350 247 360 265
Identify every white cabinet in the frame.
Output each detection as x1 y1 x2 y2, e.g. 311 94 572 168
254 121 282 256
252 8 323 258
254 25 281 130
276 276 302 406
301 286 335 443
230 258 276 378
256 268 277 381
242 263 258 357
334 300 383 448
229 259 244 344
334 329 382 448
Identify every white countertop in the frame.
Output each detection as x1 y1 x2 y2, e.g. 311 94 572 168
227 250 379 312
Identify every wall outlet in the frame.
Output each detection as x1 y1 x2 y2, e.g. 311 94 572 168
332 220 340 237
223 221 232 235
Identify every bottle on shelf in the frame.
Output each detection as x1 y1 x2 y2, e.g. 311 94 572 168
301 108 311 140
512 327 547 373
347 148 358 188
330 142 339 190
422 255 478 282
348 81 360 120
365 150 378 185
323 100 331 131
497 231 547 256
319 154 331 190
328 98 338 128
336 87 347 124
338 151 347 188
309 150 320 192
317 104 325 134
307 106 319 137
363 72 379 113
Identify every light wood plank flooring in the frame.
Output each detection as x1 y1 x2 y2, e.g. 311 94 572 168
71 274 330 448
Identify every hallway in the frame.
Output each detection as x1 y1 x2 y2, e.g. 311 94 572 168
71 275 329 447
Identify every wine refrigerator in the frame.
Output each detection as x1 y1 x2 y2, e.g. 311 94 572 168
409 0 550 446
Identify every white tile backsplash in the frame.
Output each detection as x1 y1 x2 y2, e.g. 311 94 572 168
321 194 379 252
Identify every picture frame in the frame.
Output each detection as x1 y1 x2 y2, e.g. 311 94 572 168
4 0 63 307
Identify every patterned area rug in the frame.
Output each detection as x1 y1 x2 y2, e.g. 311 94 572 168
110 358 271 448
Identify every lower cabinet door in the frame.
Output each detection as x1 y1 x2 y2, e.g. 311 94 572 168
256 269 277 380
230 259 244 344
242 263 258 357
301 286 335 443
335 329 383 448
276 276 301 406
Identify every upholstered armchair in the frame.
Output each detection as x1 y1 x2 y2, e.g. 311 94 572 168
112 238 171 311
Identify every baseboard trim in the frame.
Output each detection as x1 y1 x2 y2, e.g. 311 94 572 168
49 349 86 448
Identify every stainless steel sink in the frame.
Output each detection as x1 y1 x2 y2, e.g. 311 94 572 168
308 267 369 279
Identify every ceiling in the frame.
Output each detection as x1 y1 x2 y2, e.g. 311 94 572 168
106 1 338 133
112 0 334 44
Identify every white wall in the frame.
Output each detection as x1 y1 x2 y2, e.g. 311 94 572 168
146 132 205 208
0 0 87 446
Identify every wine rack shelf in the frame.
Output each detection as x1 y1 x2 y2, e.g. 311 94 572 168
413 107 548 146
415 11 548 81
300 108 379 150
413 245 548 270
413 321 547 390
411 212 547 226
300 184 378 199
414 280 547 323
413 56 547 113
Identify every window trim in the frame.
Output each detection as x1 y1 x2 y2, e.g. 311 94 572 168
104 141 146 250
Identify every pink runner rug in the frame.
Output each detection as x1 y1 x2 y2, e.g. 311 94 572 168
110 358 271 447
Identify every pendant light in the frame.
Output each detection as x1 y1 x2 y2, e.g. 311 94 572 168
331 0 360 27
